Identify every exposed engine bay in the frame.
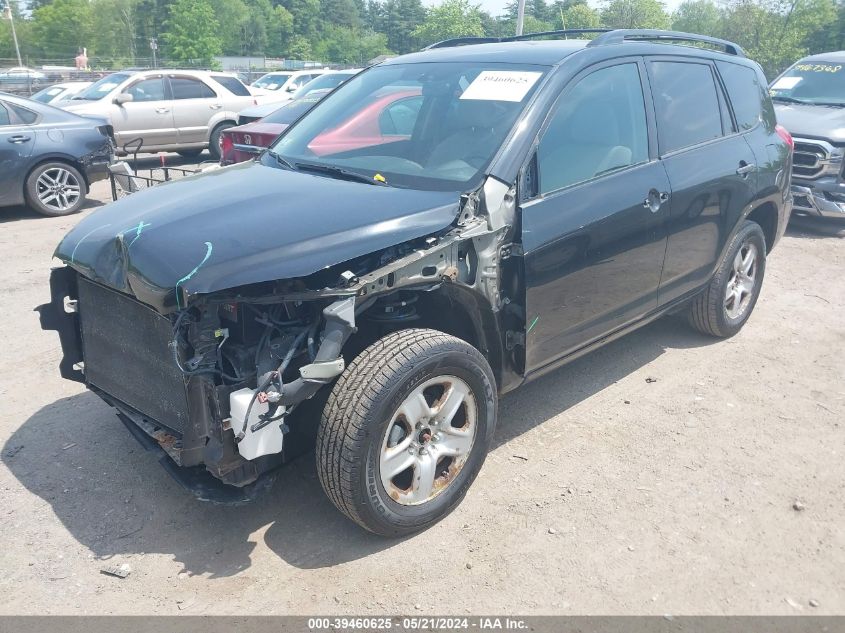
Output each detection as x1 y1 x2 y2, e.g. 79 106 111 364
38 175 526 495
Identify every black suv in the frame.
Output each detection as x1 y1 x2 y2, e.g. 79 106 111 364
40 29 793 536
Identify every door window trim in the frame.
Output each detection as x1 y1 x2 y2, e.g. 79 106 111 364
520 56 657 202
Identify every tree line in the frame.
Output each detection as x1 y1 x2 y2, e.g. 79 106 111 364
1 0 843 77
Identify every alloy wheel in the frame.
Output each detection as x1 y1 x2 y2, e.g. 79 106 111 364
36 167 81 212
724 241 758 320
379 375 478 506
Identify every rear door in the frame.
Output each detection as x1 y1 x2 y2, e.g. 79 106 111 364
111 75 176 149
521 59 672 371
0 100 37 206
647 58 758 305
169 75 220 145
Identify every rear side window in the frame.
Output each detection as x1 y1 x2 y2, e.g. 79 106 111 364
0 102 10 126
716 61 763 131
212 75 251 96
649 61 723 154
538 63 649 194
170 77 216 99
9 102 38 124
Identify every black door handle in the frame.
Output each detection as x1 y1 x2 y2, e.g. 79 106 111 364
736 161 756 177
8 135 31 143
643 189 670 213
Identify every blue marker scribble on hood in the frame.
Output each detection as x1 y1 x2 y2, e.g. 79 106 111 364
122 220 151 249
175 241 213 309
70 223 112 264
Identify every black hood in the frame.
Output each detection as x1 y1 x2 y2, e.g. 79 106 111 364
56 161 460 312
774 102 845 143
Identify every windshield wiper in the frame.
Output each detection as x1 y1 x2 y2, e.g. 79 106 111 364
771 95 809 105
295 161 388 186
266 149 296 171
810 101 845 108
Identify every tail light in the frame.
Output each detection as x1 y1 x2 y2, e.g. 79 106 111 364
775 124 794 150
220 133 234 165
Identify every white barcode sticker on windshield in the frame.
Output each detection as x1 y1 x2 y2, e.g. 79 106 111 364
771 76 802 90
460 71 543 102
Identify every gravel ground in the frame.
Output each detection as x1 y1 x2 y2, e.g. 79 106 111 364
1 156 843 615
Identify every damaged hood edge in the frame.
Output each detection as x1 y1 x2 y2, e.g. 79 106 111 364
55 161 462 312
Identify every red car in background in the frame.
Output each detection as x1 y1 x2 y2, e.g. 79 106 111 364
221 87 423 165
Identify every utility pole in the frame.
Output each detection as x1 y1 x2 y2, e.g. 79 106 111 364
3 1 22 67
516 0 526 35
149 37 158 69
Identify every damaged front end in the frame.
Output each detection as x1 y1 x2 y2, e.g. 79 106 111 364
38 168 524 500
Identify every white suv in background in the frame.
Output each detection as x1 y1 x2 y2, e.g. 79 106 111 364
61 70 257 159
251 69 329 105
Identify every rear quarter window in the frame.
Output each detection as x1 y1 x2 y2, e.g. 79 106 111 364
717 61 763 131
8 102 38 124
212 75 251 96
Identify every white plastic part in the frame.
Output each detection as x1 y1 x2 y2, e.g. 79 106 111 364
229 387 285 460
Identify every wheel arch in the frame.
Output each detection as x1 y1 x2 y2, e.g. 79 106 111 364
746 201 779 254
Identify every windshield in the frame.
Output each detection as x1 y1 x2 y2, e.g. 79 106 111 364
31 86 64 102
770 61 845 106
270 62 547 192
73 73 130 100
291 72 354 99
252 73 292 90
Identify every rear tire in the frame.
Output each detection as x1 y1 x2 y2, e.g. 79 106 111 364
688 220 766 338
25 161 87 217
316 329 497 536
208 122 235 161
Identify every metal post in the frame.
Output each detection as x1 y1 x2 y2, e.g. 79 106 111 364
515 0 526 36
3 2 23 67
150 37 158 69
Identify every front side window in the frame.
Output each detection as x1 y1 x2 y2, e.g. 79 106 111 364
538 63 649 195
272 62 548 191
170 77 216 100
769 60 845 107
717 61 763 131
650 61 723 154
72 73 131 101
126 78 167 102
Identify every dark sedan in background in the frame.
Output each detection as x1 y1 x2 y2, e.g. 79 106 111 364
0 92 113 216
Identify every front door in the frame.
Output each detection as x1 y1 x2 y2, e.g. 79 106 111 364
521 60 671 372
0 100 36 206
111 75 177 149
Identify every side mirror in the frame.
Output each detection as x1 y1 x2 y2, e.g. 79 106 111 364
113 93 133 105
286 84 298 92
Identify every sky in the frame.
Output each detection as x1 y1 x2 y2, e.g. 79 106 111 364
425 0 686 19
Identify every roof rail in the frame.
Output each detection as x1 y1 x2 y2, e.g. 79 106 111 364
425 29 611 50
587 29 745 56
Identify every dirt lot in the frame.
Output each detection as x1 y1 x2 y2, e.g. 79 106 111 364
1 157 843 615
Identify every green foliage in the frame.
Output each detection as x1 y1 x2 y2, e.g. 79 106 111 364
559 3 602 28
162 0 222 66
601 0 670 28
412 0 485 45
4 0 841 81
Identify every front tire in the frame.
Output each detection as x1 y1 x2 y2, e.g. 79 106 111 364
316 329 497 536
25 162 87 217
688 220 766 338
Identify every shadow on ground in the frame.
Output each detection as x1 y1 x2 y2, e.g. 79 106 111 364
786 215 845 239
3 316 713 575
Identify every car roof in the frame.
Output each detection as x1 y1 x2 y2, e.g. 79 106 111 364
800 51 845 63
384 39 589 67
